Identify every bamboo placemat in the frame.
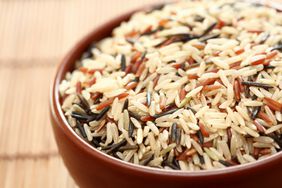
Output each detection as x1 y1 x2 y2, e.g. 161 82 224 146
0 0 281 187
0 1 160 187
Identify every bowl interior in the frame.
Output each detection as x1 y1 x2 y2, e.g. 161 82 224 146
51 0 282 179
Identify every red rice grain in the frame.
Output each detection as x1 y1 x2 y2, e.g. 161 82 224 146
263 97 282 112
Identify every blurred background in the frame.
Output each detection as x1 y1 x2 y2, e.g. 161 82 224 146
0 0 281 187
0 0 161 187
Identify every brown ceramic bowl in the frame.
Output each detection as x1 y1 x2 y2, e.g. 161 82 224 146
50 2 282 188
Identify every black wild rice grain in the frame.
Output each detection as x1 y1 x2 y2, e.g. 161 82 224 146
175 72 181 77
250 106 261 119
242 81 273 89
165 162 180 170
251 2 263 7
81 42 96 59
200 22 217 37
91 137 101 147
165 157 180 170
140 51 147 62
81 51 93 60
119 145 139 152
101 143 113 150
175 20 193 30
180 63 186 70
271 45 282 52
244 85 251 98
199 155 205 164
271 41 282 52
171 33 198 43
186 106 197 114
105 139 127 154
171 123 177 143
270 134 282 149
176 127 181 145
128 119 134 138
197 130 204 145
264 65 276 69
76 121 87 138
199 33 220 42
259 33 270 44
187 61 213 69
95 106 110 121
141 26 164 36
113 152 121 159
88 42 97 50
167 60 176 64
133 77 140 82
78 94 91 114
120 54 126 71
153 108 178 118
126 38 136 45
123 99 129 111
71 112 97 122
128 111 142 121
155 33 197 47
219 160 232 167
194 15 205 22
172 157 180 169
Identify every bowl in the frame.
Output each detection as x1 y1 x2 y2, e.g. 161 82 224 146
50 2 282 188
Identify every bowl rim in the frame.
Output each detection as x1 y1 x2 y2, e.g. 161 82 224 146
50 0 282 179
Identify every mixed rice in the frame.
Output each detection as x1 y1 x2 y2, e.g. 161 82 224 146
59 0 282 171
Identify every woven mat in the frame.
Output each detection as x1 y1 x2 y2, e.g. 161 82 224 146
0 1 159 187
0 0 281 187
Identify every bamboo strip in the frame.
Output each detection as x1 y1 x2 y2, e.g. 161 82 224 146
0 69 10 154
3 160 16 188
7 69 24 156
0 0 161 60
0 66 58 155
0 157 76 188
0 69 13 155
0 160 8 188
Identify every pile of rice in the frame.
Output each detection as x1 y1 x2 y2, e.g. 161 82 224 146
59 0 282 171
